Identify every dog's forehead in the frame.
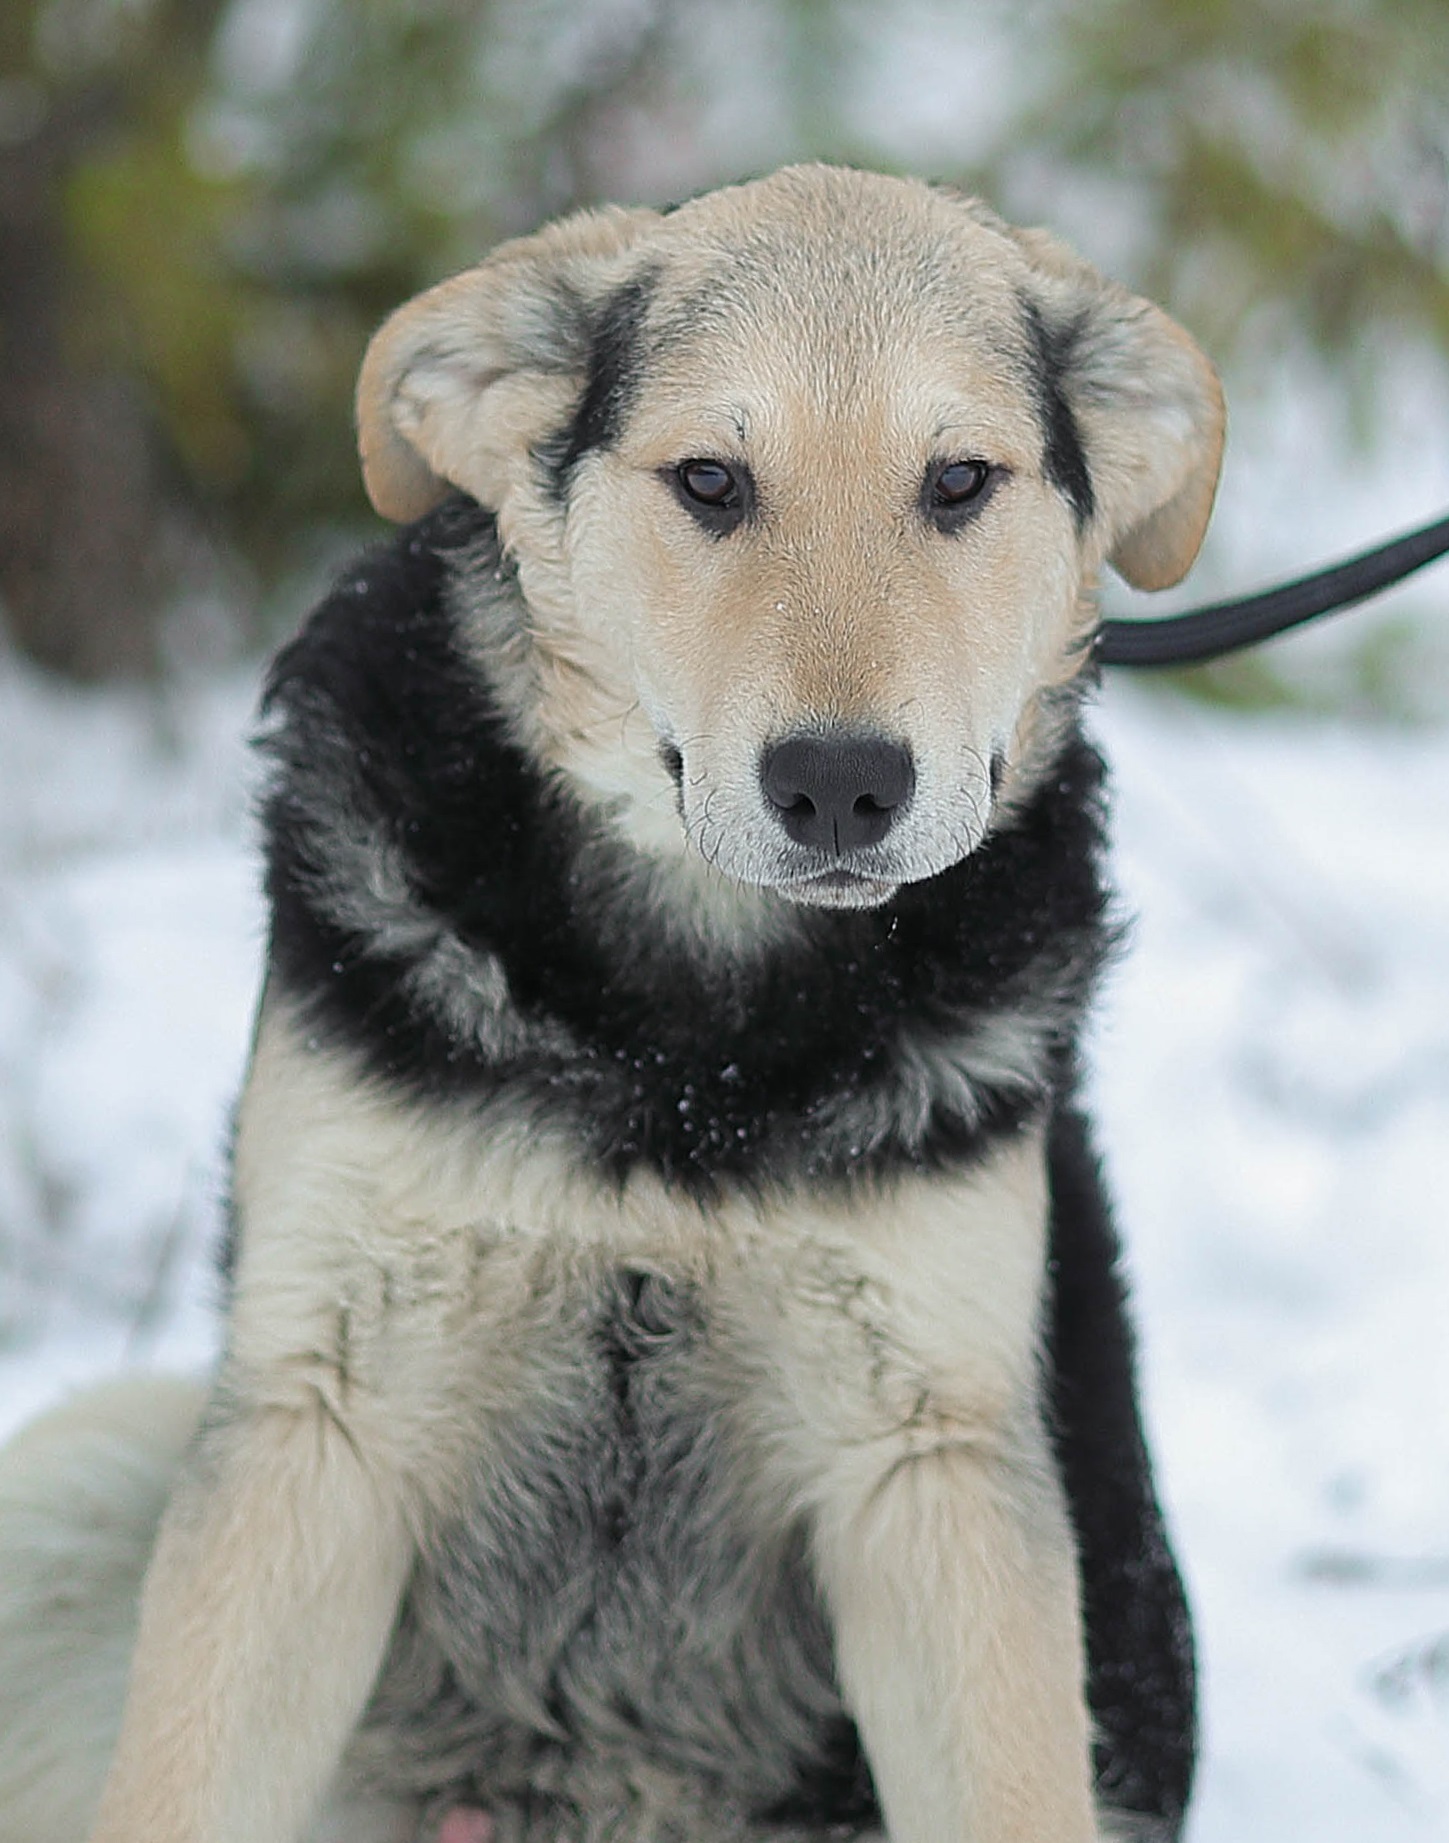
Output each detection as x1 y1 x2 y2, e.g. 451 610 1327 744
621 169 1041 446
652 175 1026 352
652 165 1023 289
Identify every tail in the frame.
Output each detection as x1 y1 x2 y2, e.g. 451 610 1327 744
0 1375 205 1843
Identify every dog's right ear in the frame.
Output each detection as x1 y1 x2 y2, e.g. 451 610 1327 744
356 205 660 521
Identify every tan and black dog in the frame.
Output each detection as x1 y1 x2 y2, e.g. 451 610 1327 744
0 164 1223 1843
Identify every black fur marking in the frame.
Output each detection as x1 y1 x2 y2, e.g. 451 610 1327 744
1021 295 1096 529
259 502 1113 1198
538 271 658 500
593 1270 659 1550
1045 1104 1196 1833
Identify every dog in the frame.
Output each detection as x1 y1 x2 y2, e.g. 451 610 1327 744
0 163 1223 1843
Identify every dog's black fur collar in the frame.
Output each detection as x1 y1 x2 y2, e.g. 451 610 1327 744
260 497 1114 1197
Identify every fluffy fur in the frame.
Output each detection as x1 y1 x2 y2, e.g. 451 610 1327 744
0 165 1222 1843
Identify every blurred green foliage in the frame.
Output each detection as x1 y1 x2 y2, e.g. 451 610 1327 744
2 0 1447 685
980 0 1449 407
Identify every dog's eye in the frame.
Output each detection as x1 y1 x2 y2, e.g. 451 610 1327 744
678 460 740 507
923 458 996 532
666 459 753 534
933 461 989 505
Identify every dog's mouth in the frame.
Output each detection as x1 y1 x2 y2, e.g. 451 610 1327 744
778 868 901 910
659 734 989 910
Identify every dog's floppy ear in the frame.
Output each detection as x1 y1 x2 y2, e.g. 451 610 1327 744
1009 225 1225 590
356 204 660 521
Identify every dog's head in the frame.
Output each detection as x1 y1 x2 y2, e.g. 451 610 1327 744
357 165 1222 912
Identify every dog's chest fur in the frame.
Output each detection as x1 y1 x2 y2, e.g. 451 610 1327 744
352 1261 866 1836
232 1006 1056 1833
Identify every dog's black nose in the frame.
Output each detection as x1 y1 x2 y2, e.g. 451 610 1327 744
761 732 915 852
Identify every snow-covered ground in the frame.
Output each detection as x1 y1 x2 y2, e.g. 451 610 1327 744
0 644 1446 1840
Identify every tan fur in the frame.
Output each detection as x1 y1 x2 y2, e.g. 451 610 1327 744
357 205 661 524
86 1403 415 1843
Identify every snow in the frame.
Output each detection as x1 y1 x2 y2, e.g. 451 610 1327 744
1093 685 1449 1839
0 645 1446 1839
0 661 262 1430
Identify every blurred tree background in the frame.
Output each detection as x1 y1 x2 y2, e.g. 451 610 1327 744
2 0 1447 696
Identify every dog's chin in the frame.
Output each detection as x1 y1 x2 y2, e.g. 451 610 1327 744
774 869 901 910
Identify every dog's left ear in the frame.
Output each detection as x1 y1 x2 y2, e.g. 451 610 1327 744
356 204 660 521
1009 225 1225 590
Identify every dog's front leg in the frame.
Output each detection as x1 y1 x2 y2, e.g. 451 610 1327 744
769 1138 1101 1843
78 990 530 1843
86 1384 415 1843
813 1429 1098 1843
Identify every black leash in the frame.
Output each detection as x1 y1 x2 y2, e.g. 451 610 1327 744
1096 509 1449 668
